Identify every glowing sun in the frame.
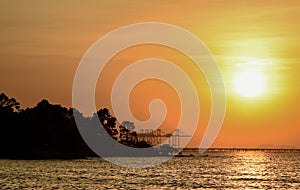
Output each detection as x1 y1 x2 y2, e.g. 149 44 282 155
234 71 266 97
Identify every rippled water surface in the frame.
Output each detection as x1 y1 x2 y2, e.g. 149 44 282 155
0 150 299 189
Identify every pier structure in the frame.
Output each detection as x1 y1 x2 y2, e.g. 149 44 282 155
137 129 190 148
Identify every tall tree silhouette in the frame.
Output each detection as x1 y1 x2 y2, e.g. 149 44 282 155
119 121 138 146
0 93 21 157
95 108 118 140
0 93 20 113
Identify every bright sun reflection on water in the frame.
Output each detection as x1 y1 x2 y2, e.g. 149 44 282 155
233 151 268 180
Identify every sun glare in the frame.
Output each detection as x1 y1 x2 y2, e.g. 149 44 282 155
234 71 266 97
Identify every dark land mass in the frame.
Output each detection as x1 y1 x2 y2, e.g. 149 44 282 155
0 93 178 159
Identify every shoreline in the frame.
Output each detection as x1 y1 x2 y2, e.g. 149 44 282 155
1 148 299 160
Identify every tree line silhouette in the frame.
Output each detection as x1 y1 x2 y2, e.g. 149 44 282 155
0 92 153 159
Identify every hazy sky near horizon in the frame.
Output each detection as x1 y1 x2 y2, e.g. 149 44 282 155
1 0 300 148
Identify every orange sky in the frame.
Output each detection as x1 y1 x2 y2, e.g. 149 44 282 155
0 0 299 148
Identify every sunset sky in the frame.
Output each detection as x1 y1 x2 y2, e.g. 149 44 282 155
1 0 299 148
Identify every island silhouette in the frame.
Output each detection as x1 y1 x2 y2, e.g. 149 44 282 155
0 92 178 159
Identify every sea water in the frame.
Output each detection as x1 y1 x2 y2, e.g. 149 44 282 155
0 150 299 189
